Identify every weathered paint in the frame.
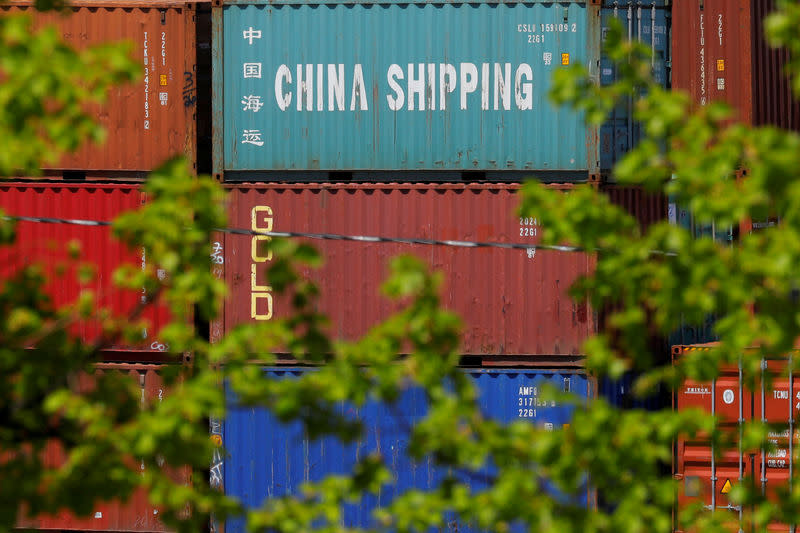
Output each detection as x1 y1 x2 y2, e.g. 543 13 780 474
222 367 592 532
599 5 669 171
0 183 172 353
671 0 800 131
214 1 601 177
674 345 799 532
15 363 190 532
0 3 197 173
219 183 596 358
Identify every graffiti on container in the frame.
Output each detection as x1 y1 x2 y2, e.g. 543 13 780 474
210 418 224 489
250 206 273 320
134 510 162 530
211 241 224 264
183 71 197 107
211 241 224 282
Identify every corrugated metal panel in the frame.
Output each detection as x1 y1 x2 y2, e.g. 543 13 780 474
16 363 190 532
666 199 732 347
673 345 799 532
220 183 596 358
0 183 172 353
672 0 800 131
599 5 669 171
602 185 667 231
671 0 754 123
751 0 800 131
214 2 600 177
0 3 197 173
222 367 592 532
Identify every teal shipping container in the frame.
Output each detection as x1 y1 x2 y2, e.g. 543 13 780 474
212 1 601 180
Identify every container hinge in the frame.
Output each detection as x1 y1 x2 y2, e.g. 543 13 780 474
563 377 571 392
160 9 167 25
563 5 568 23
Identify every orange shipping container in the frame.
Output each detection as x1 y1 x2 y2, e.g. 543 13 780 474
674 344 799 532
0 2 197 175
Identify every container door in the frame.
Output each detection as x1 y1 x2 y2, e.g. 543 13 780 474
676 367 751 531
755 360 798 532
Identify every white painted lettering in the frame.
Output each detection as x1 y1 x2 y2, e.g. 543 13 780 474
386 63 405 111
296 64 313 111
408 63 425 111
514 63 533 110
316 64 323 111
494 63 511 110
426 63 436 111
460 62 478 110
275 64 292 111
328 64 345 111
481 62 490 110
350 64 368 111
439 63 456 110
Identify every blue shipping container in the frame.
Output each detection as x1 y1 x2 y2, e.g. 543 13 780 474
220 368 592 532
213 1 601 177
599 5 669 170
667 200 731 346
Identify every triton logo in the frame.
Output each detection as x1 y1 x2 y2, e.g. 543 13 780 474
684 386 711 395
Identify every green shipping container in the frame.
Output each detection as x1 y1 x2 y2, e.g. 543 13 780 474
213 1 601 179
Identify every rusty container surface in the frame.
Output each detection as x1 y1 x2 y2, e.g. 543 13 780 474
673 344 799 532
0 2 197 174
15 363 190 532
218 183 596 361
0 183 173 354
671 0 800 130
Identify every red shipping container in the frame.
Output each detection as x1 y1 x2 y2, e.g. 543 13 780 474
0 183 172 355
217 183 596 361
14 363 191 532
674 344 799 532
671 0 800 131
0 2 197 174
602 185 667 232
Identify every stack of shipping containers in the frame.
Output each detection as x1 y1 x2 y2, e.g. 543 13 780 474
14 0 800 530
671 1 800 530
211 0 670 530
0 0 204 529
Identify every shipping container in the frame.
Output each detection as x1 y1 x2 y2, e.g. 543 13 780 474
666 198 733 347
672 0 800 131
216 183 596 361
599 4 670 172
212 1 602 180
603 185 667 231
220 367 592 532
673 344 799 532
0 2 197 175
0 183 173 354
15 363 190 532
